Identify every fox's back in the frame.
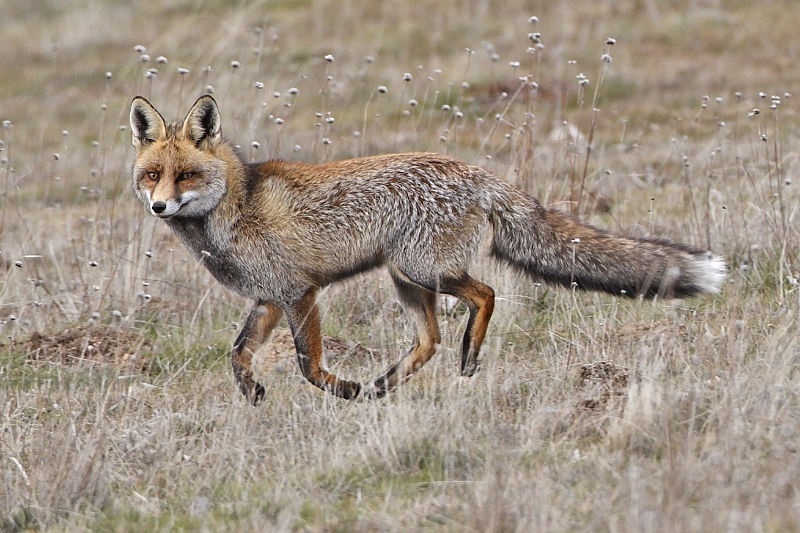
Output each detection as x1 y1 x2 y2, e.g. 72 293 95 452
249 152 490 205
235 152 496 288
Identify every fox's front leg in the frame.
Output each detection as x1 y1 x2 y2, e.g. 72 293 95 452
232 302 282 405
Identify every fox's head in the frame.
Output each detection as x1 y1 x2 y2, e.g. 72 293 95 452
129 95 228 219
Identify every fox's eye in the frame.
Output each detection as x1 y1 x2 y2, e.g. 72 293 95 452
146 171 159 182
178 171 195 181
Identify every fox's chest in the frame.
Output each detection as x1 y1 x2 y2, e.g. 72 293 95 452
165 216 302 302
167 217 248 283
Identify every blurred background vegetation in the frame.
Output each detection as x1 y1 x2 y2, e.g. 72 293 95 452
1 1 799 531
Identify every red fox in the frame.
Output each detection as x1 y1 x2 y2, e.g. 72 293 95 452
130 95 726 403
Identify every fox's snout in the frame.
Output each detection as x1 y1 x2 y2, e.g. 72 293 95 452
147 197 181 218
144 190 202 218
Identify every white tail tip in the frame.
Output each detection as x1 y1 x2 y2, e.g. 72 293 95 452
693 253 727 294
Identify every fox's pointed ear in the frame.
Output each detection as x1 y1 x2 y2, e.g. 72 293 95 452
182 95 222 149
130 97 167 149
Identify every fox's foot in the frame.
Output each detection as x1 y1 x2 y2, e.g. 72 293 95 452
325 379 363 401
238 379 266 406
460 357 481 377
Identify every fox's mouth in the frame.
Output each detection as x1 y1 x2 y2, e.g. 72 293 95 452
148 191 201 218
150 196 193 218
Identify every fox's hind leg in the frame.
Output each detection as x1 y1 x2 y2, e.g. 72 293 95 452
363 270 442 399
284 288 363 400
440 275 495 377
232 302 282 405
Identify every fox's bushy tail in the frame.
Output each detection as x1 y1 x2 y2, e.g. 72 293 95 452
488 186 726 298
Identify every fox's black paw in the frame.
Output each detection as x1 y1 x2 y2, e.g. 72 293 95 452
250 382 266 406
239 380 266 406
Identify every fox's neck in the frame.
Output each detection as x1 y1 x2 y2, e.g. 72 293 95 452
165 141 247 257
166 215 228 259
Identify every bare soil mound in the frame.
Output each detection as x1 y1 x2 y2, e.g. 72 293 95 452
17 324 152 372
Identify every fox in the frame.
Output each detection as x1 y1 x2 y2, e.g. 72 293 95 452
129 95 726 404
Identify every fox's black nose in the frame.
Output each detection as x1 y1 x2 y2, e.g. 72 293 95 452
151 201 167 214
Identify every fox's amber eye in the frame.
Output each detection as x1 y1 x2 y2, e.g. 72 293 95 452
178 171 195 181
146 171 159 182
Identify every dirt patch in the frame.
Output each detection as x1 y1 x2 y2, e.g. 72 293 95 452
17 324 152 372
14 324 385 378
575 361 630 411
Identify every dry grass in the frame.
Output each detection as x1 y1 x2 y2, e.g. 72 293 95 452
1 1 799 531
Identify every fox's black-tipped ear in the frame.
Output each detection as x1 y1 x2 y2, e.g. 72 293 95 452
130 96 167 149
182 95 222 149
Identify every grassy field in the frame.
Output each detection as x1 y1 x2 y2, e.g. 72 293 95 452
1 1 799 531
